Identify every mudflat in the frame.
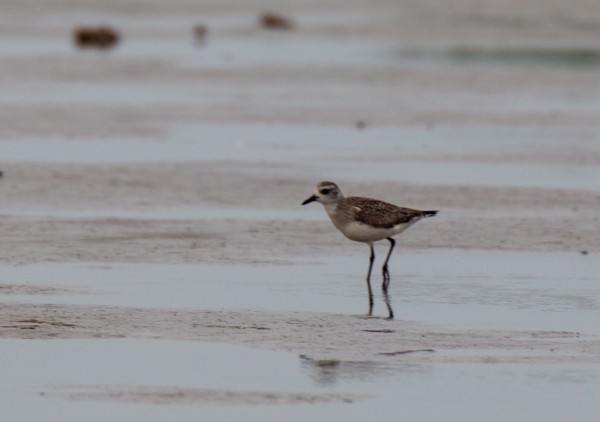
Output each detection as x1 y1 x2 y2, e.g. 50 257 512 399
1 0 600 416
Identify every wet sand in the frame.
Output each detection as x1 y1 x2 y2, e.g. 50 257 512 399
1 0 600 418
2 302 597 365
0 161 598 266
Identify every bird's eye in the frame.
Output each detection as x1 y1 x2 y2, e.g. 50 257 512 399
320 188 331 195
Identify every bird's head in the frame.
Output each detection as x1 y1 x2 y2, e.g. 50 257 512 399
302 181 342 206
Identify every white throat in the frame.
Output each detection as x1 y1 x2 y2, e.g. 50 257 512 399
322 200 340 218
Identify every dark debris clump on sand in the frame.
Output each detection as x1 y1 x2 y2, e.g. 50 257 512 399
259 12 294 30
73 26 120 50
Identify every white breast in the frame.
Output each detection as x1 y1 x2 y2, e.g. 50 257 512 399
338 220 414 243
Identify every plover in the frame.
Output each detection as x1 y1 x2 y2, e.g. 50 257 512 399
302 181 437 319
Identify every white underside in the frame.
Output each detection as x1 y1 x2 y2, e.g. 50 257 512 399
339 220 416 243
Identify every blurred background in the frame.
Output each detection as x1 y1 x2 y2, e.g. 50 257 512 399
3 0 600 144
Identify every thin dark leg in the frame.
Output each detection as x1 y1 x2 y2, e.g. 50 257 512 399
382 238 395 319
365 244 375 316
382 238 396 287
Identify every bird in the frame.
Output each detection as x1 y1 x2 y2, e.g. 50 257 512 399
302 181 437 319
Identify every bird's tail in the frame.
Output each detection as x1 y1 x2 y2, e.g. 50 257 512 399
422 210 438 218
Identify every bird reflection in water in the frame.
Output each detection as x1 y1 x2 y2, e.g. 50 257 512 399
299 355 427 386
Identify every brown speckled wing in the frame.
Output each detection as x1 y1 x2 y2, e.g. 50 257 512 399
345 197 434 229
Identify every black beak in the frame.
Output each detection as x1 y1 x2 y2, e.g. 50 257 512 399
302 194 318 205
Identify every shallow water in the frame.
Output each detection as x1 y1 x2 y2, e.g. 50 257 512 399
2 251 598 334
399 47 600 68
1 124 599 191
1 339 599 422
